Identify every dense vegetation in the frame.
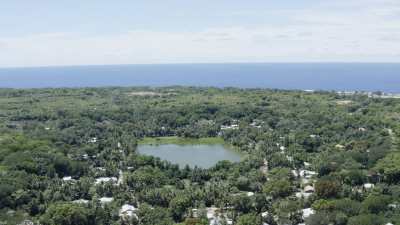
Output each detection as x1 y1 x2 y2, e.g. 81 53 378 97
0 87 399 225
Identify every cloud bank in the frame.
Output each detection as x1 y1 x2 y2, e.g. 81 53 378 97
0 0 399 67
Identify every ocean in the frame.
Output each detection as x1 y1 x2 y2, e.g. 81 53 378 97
0 63 399 92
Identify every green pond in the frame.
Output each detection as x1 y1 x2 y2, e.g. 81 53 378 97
137 143 244 168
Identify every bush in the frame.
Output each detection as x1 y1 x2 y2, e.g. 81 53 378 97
347 214 385 225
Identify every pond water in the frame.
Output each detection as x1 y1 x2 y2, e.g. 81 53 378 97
137 144 244 168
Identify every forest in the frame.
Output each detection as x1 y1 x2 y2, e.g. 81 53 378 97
0 86 399 225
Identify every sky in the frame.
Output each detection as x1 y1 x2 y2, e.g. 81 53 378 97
1 0 400 67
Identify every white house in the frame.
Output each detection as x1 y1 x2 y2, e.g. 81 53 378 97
95 177 118 185
99 197 114 204
247 192 255 197
302 208 315 219
89 137 98 143
206 207 233 225
62 176 75 182
73 199 89 204
221 124 239 130
119 204 138 219
335 144 345 149
304 185 315 193
296 192 312 199
299 170 317 179
363 183 375 189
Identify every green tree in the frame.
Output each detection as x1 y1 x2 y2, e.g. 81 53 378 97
347 214 385 225
263 179 293 198
375 153 400 183
361 194 391 214
169 195 192 221
138 203 174 225
40 203 90 225
315 177 341 198
236 213 262 225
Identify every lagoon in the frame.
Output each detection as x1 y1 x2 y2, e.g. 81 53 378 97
137 143 243 169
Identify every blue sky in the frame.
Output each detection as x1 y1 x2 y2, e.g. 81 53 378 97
1 0 400 67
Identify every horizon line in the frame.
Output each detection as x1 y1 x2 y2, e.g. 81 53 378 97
1 61 400 70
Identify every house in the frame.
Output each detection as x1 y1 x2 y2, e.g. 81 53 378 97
250 120 263 128
335 144 345 149
295 186 314 199
221 124 239 130
62 176 75 182
119 204 138 219
95 177 118 185
206 207 233 225
246 192 255 197
206 207 219 219
81 154 89 160
295 191 312 199
299 170 317 179
209 218 232 225
73 199 89 204
89 137 98 143
99 197 114 204
302 208 315 219
363 183 375 189
18 220 34 225
304 185 315 193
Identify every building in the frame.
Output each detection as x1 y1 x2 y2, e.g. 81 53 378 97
99 197 114 204
95 177 118 185
119 204 138 219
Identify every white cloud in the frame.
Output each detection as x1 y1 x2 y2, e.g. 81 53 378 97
0 0 399 67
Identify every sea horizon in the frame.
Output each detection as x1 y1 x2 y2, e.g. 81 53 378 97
1 62 399 93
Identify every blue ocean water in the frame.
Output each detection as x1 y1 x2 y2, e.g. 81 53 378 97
0 63 399 92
